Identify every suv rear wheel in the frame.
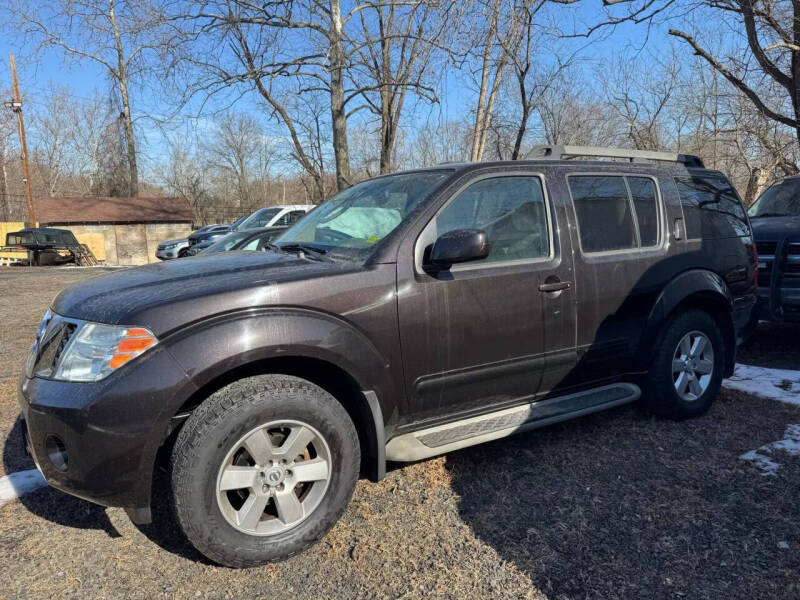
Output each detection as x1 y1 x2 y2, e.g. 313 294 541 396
170 374 360 567
644 309 725 420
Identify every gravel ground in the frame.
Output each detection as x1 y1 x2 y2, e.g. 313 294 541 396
1 267 800 599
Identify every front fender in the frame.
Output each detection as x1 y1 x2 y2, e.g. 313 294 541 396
161 307 396 416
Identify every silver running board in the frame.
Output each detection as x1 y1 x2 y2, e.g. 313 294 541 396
385 383 640 461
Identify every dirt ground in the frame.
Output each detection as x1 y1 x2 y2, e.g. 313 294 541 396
1 266 800 599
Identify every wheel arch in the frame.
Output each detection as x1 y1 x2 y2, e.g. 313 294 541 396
642 269 736 377
171 355 386 482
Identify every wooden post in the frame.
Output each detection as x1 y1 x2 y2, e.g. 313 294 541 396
9 54 36 226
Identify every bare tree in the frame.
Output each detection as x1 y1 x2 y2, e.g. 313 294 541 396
603 52 681 150
353 1 453 173
669 1 800 147
8 0 173 196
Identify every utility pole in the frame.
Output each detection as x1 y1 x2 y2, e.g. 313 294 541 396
6 54 36 225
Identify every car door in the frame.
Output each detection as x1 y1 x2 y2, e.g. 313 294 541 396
395 170 577 426
561 169 676 385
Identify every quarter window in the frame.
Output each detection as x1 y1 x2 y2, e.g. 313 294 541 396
674 175 749 238
568 175 661 253
434 176 549 263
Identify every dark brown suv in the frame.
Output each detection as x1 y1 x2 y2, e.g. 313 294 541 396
19 146 756 566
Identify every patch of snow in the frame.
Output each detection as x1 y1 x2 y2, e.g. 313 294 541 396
740 424 800 476
0 469 47 506
723 364 800 406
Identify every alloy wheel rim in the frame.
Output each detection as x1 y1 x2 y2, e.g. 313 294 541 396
671 330 714 402
215 420 331 536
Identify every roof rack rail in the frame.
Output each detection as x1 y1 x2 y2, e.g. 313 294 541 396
526 145 705 168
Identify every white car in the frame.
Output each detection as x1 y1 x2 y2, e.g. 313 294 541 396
237 205 315 230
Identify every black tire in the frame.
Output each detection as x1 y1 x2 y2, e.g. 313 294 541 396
643 309 726 420
170 374 360 567
177 248 190 258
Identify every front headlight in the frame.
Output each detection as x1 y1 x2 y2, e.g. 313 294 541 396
54 323 158 382
162 243 177 250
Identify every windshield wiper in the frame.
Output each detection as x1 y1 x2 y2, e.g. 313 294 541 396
277 243 333 262
751 212 790 218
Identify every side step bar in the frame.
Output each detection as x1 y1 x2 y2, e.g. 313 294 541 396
385 383 641 461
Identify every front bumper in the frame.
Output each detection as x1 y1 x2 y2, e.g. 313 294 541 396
18 346 196 520
757 286 800 322
156 246 182 260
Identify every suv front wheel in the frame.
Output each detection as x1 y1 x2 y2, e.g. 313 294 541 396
644 309 725 419
170 374 360 567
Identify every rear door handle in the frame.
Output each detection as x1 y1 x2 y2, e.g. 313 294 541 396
538 280 571 293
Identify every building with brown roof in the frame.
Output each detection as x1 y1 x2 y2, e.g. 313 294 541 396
36 196 193 266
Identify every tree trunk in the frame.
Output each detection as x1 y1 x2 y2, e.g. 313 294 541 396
109 0 138 197
329 0 351 191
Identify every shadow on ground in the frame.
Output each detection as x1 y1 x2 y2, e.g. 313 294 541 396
444 393 800 599
737 322 800 369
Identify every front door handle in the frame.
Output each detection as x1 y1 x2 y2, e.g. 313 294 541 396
538 280 571 293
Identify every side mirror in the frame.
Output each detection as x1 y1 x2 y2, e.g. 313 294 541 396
428 228 490 269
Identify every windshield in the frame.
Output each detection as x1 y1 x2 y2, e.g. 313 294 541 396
239 208 282 229
749 179 800 217
230 215 248 229
201 231 252 253
275 171 452 255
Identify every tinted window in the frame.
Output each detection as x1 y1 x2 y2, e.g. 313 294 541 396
675 175 749 238
6 232 32 245
569 176 637 252
628 177 659 247
435 176 549 263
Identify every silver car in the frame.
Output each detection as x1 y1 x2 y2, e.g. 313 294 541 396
156 238 190 260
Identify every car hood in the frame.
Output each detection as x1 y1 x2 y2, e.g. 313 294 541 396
189 229 230 242
751 215 800 240
52 251 356 335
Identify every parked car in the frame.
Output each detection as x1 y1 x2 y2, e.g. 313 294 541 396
186 227 285 256
155 237 190 260
186 224 236 248
236 205 314 230
748 175 800 322
157 224 233 261
186 207 314 251
19 146 756 567
4 227 83 266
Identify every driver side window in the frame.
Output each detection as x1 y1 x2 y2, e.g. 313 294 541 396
435 176 550 263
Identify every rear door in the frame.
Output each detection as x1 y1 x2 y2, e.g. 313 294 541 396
561 169 680 386
395 168 577 426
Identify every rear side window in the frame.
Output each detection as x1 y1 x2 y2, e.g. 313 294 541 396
628 177 659 247
674 175 749 238
568 175 661 253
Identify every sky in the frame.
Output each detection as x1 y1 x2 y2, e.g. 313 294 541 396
0 2 709 180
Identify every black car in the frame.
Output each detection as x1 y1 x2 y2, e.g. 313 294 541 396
748 175 800 322
20 146 756 567
186 223 236 248
4 227 82 266
186 227 285 256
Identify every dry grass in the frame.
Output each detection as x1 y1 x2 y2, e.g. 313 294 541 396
1 266 799 599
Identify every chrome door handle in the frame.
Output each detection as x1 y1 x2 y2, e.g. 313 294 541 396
538 280 571 293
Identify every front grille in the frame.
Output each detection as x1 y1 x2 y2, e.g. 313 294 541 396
757 241 777 256
29 315 80 378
